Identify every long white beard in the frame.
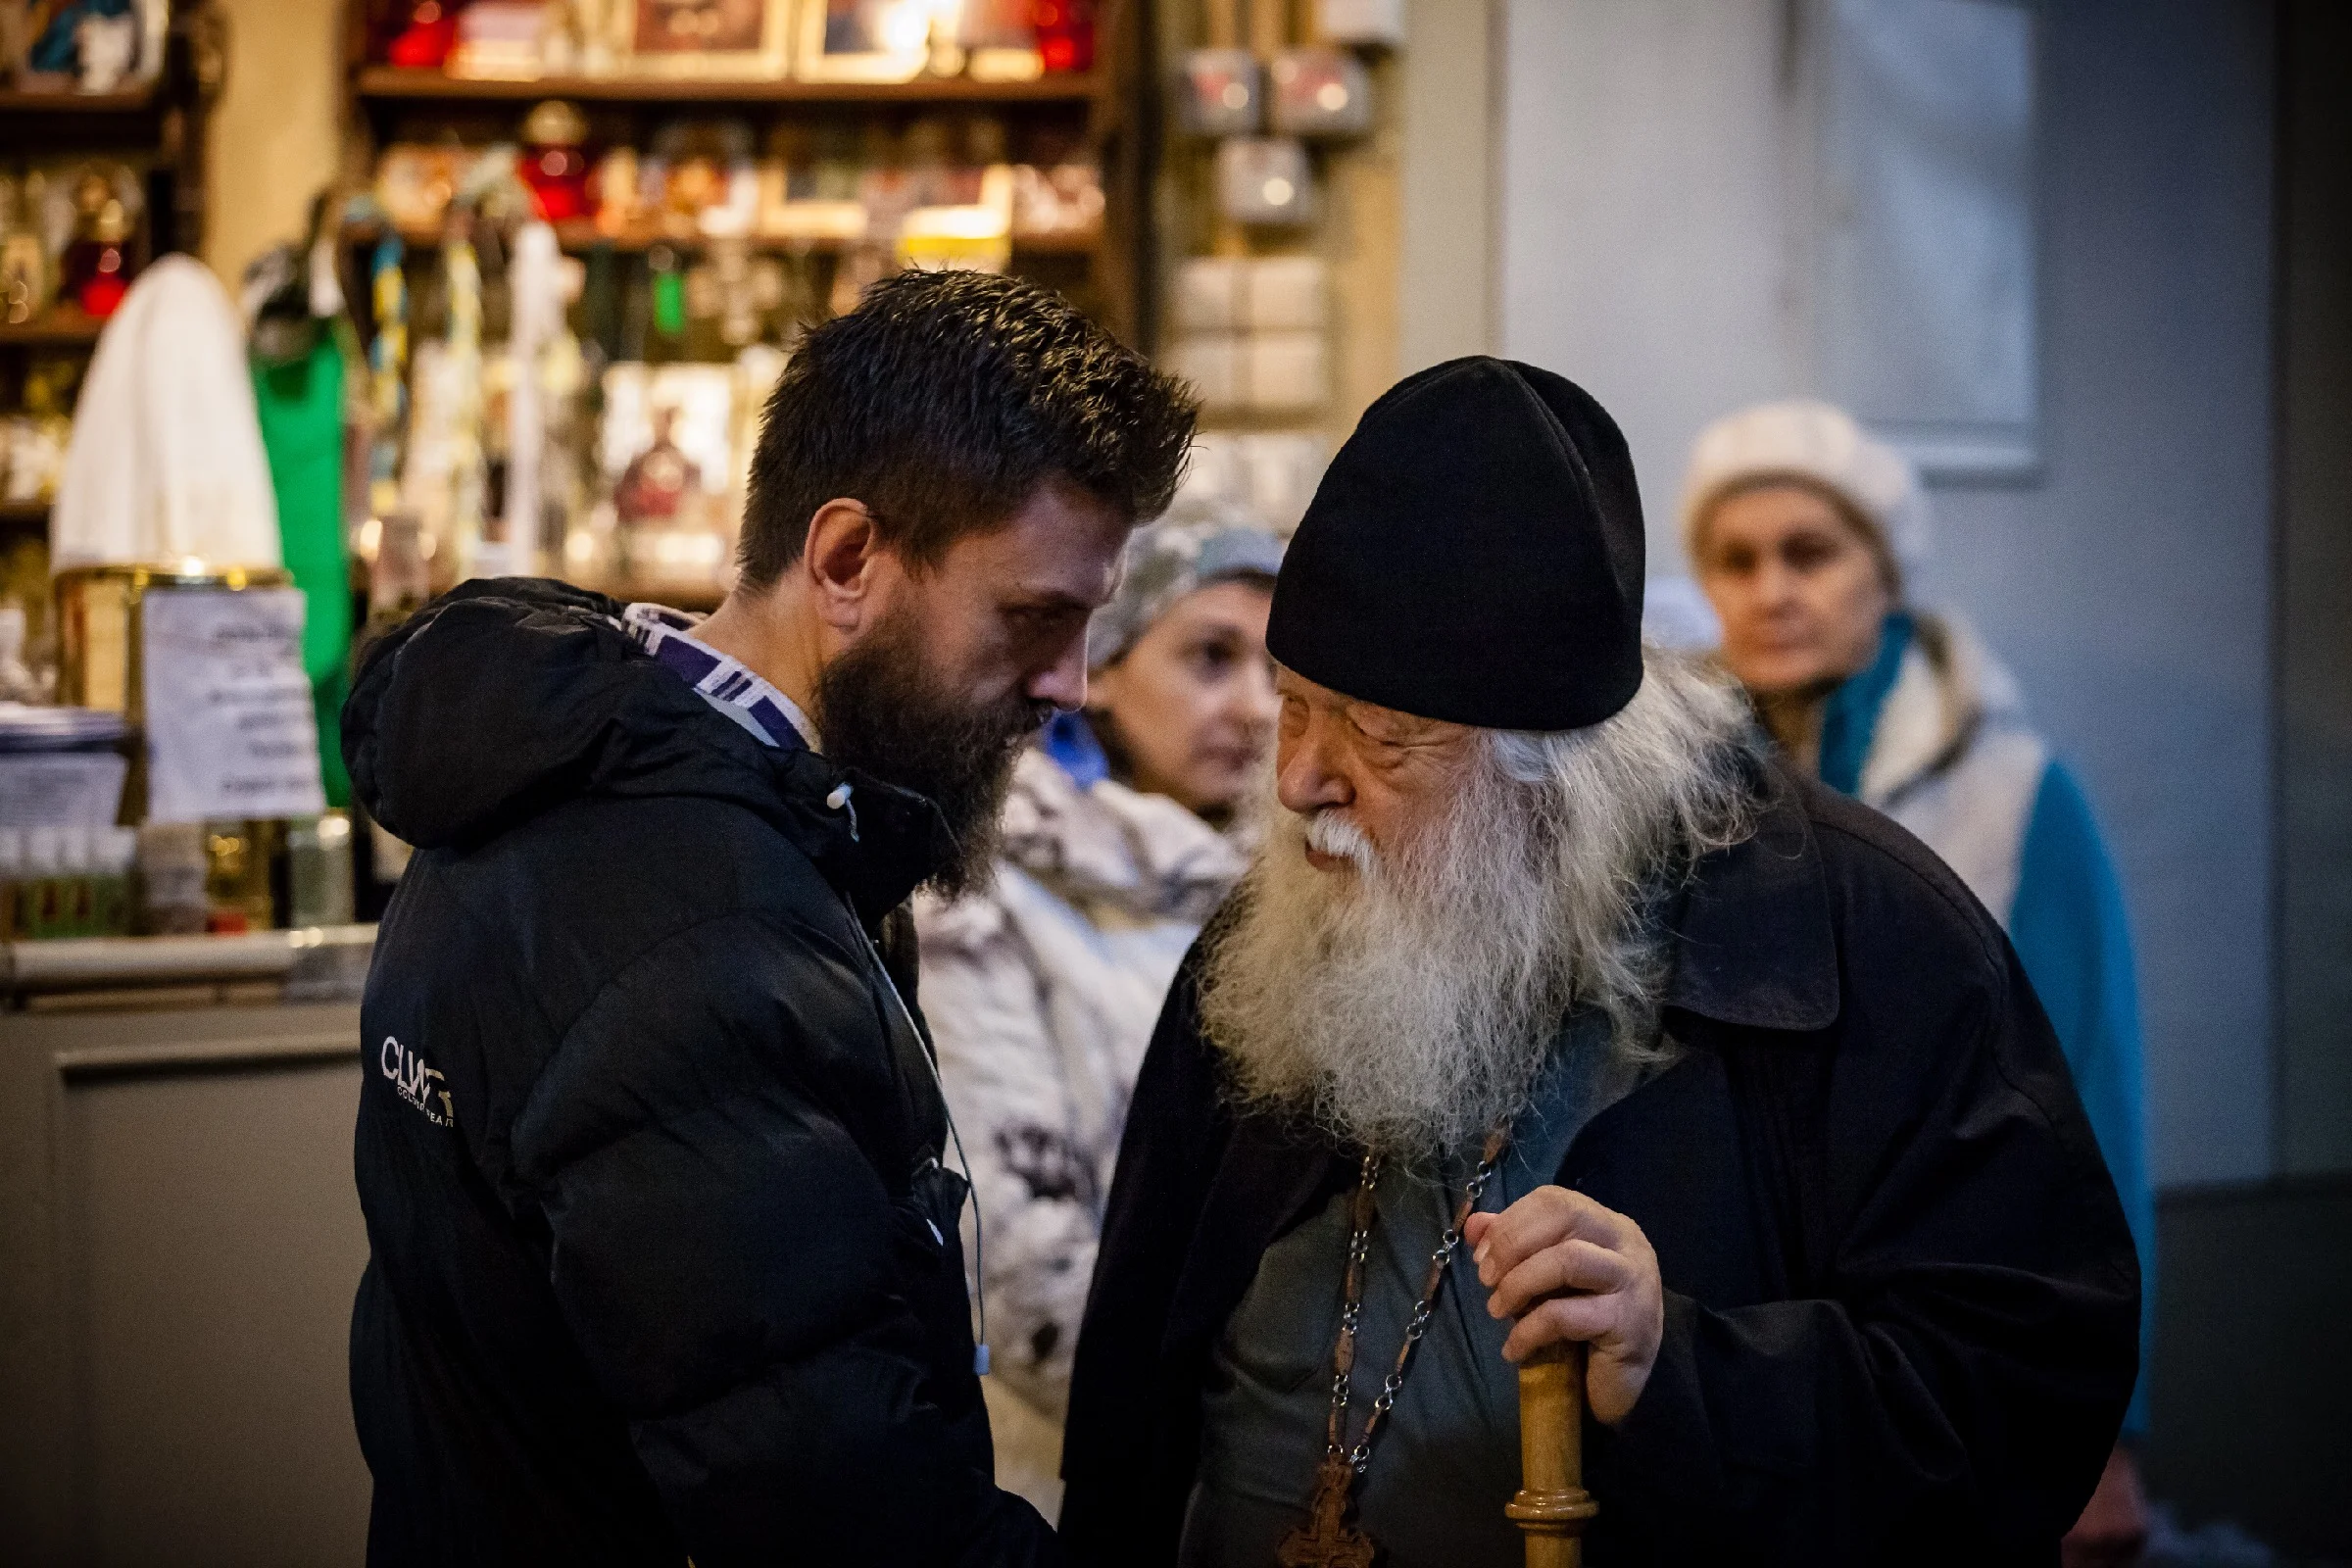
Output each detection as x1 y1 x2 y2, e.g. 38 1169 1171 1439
1198 651 1759 1160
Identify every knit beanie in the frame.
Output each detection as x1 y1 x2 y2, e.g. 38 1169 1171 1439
1268 357 1645 732
1680 400 1930 582
1089 510 1286 670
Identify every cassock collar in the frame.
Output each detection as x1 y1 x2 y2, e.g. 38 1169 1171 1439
1660 763 1841 1033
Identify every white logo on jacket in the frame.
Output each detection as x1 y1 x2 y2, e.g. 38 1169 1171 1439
380 1035 454 1127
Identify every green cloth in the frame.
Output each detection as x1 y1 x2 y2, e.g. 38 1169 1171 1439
253 339 353 807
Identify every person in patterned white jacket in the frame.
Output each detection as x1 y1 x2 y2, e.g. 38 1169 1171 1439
916 514 1285 1516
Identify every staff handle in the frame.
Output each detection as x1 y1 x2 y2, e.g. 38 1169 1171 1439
1506 1343 1599 1568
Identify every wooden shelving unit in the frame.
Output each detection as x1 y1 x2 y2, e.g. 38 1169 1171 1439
333 3 1159 612
353 66 1101 106
0 2 218 618
341 215 1099 258
341 0 1156 347
0 5 218 212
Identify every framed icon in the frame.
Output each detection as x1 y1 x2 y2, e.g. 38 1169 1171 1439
625 0 793 77
793 0 932 83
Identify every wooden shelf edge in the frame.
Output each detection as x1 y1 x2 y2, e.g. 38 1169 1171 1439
353 67 1100 105
568 575 727 612
342 218 1101 257
0 308 105 346
0 84 160 113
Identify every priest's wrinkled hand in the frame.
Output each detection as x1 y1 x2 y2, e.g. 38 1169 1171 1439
1464 1187 1664 1426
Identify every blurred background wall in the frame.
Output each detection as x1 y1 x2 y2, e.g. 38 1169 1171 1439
1493 0 2281 1189
201 0 345 285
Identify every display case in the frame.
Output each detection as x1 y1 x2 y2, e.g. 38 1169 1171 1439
335 0 1161 611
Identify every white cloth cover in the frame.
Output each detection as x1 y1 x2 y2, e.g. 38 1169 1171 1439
50 255 282 570
1863 612 2047 926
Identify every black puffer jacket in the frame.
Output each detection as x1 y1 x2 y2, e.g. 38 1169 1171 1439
344 579 1057 1567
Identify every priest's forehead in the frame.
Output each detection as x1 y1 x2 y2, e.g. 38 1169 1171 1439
1273 664 1472 747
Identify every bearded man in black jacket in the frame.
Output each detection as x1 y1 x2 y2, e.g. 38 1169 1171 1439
1058 359 2139 1567
344 270 1192 1567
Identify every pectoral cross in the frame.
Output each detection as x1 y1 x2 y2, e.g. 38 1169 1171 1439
1278 1453 1376 1568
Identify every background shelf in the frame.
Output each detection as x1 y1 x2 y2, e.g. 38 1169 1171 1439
0 85 159 115
340 217 1098 257
0 309 107 348
569 573 725 612
351 68 1101 107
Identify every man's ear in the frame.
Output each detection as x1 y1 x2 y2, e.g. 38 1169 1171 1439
801 499 883 634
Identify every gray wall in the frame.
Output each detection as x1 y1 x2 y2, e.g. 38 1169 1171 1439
1496 0 1801 568
1396 0 1503 374
1492 0 2278 1186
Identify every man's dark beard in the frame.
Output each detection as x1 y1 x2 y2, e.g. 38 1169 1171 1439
814 606 1054 899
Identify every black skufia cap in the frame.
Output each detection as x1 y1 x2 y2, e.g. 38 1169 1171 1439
1266 357 1646 731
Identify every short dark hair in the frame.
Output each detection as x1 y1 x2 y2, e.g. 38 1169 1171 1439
738 270 1197 589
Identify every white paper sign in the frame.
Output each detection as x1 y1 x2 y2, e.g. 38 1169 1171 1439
140 587 326 824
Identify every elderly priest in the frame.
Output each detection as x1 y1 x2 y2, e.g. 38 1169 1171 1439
1058 358 2139 1568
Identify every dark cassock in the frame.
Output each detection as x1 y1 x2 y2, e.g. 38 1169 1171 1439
1057 358 2140 1568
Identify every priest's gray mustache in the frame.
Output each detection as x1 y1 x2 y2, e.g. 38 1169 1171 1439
1301 809 1376 872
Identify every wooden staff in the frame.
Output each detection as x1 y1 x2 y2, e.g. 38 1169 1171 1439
1506 1343 1598 1568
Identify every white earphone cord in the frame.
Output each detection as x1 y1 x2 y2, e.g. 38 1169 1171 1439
861 911 990 1377
830 781 989 1377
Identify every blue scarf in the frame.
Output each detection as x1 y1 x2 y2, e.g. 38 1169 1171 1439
1816 612 1912 797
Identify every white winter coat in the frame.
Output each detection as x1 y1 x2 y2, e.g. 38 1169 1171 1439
915 749 1249 1519
1858 612 2047 918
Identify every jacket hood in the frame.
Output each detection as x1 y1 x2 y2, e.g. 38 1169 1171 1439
1860 611 2027 805
344 578 954 921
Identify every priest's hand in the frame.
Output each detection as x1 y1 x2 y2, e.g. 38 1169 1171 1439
1464 1187 1663 1426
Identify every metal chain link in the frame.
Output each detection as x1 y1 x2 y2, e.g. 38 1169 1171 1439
1321 1132 1509 1476
1323 1152 1381 1447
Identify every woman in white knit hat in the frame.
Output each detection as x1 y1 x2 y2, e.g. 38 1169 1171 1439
1681 398 2155 1567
